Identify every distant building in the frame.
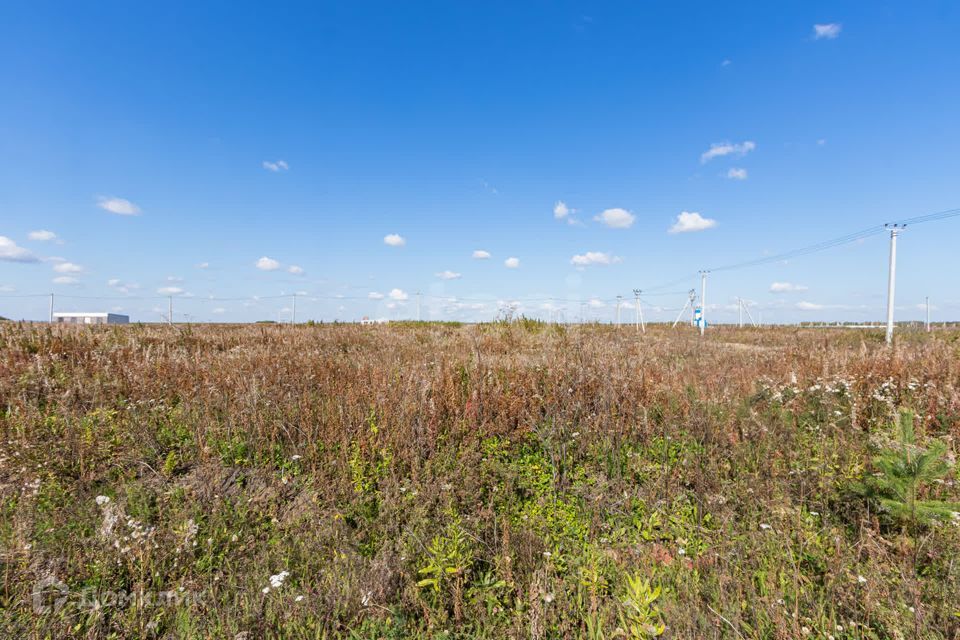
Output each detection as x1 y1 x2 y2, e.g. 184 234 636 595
53 312 129 325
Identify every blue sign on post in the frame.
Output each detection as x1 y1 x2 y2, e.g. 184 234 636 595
694 306 704 328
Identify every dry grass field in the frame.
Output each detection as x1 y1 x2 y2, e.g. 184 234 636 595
1 321 959 639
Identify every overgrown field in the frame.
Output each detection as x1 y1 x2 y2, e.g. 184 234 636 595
1 322 959 639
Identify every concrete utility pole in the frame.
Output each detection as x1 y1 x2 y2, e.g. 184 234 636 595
738 298 743 328
632 289 645 333
168 296 174 326
884 224 905 345
925 296 930 333
689 289 696 327
416 291 422 322
699 271 708 336
616 295 622 328
292 294 297 324
49 293 54 323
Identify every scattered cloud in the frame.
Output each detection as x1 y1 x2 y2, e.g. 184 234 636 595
504 257 520 269
587 298 605 308
727 168 748 180
97 196 141 215
255 256 281 271
287 265 305 275
553 200 571 219
108 278 139 294
796 301 824 311
770 282 809 293
212 307 226 314
52 276 78 285
813 23 842 40
472 250 491 259
436 270 462 280
53 261 83 274
384 234 406 247
0 236 38 262
197 262 210 269
669 211 717 234
700 141 756 164
388 288 408 301
570 251 621 267
368 292 385 300
594 208 635 229
481 179 499 195
0 284 15 292
721 59 732 67
28 230 58 241
157 286 184 295
817 139 827 146
262 160 289 172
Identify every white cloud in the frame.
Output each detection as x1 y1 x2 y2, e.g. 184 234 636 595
53 261 83 274
212 307 226 314
28 230 58 241
721 59 732 67
0 236 38 262
52 276 78 285
197 262 210 269
700 141 756 164
554 200 576 221
436 270 462 280
384 234 406 247
0 284 14 292
587 298 605 308
287 265 304 275
157 286 184 295
368 292 385 300
796 301 824 311
262 160 289 172
255 256 281 271
594 208 635 229
769 282 809 293
97 196 141 215
472 250 491 259
727 167 748 180
570 251 621 267
817 139 827 146
813 23 842 40
388 288 408 301
669 211 717 234
107 278 139 294
504 257 520 269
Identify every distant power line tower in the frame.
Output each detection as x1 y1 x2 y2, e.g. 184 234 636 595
616 295 623 328
698 271 709 336
632 289 645 333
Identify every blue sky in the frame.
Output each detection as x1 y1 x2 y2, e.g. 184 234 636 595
1 1 958 323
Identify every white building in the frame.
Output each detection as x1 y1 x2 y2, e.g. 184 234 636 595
53 312 129 325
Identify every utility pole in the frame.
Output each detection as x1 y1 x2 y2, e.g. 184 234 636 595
168 296 173 326
689 289 696 327
616 295 622 328
632 289 645 333
884 224 905 345
292 294 297 324
738 297 743 328
925 296 930 333
699 271 708 336
416 291 422 322
49 293 54 323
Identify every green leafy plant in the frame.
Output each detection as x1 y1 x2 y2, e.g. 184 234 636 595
618 574 665 639
417 513 475 621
